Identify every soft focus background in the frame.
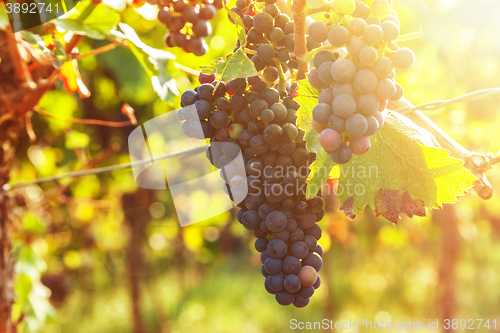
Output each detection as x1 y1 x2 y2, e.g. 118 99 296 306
8 0 500 332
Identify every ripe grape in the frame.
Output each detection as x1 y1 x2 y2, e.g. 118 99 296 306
311 119 328 134
318 61 335 84
267 274 285 292
257 44 275 62
282 123 298 140
391 82 404 101
374 78 396 100
264 257 283 274
261 109 275 123
283 256 301 275
313 275 322 289
328 113 346 132
255 238 269 252
370 0 391 20
241 210 260 230
253 12 274 34
349 135 371 155
300 286 315 298
318 88 334 105
290 241 308 259
266 211 288 232
365 116 380 136
302 252 323 271
319 129 341 152
277 49 290 62
308 21 328 43
298 265 318 287
331 59 356 83
356 93 380 116
381 20 400 40
313 50 337 68
269 27 284 42
293 294 310 308
352 69 378 94
327 25 349 47
209 110 229 129
363 24 384 45
309 68 328 90
261 88 280 105
372 56 393 78
393 47 416 70
181 90 198 107
353 1 370 18
267 239 288 258
284 274 301 293
275 290 295 306
334 0 356 15
332 94 356 118
330 143 352 164
345 113 368 137
312 103 333 125
359 46 379 66
373 111 385 128
263 66 279 82
264 4 280 18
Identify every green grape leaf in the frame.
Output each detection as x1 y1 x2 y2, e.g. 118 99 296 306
53 2 120 40
119 23 179 100
338 111 479 223
223 2 247 47
0 3 9 30
294 78 340 198
201 48 257 81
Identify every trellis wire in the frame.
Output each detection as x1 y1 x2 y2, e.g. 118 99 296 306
3 87 500 191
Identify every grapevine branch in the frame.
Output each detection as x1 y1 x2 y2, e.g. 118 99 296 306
33 106 135 127
292 0 309 80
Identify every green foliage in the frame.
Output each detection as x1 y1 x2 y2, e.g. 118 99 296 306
338 111 478 222
200 48 258 81
223 2 247 46
53 2 120 40
0 3 9 29
118 23 178 101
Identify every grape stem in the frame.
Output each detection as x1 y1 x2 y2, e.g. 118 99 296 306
306 2 339 16
292 0 309 80
275 60 287 92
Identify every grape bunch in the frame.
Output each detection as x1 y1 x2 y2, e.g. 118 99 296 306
307 0 414 164
178 73 325 307
152 0 224 56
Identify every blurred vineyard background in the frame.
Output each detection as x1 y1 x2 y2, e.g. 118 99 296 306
7 0 500 332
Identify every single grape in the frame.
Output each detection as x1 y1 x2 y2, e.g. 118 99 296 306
181 90 198 107
264 3 280 17
314 243 324 256
373 111 385 128
253 12 274 34
370 0 391 20
250 135 269 155
334 0 356 15
381 20 400 40
383 14 400 27
359 46 378 66
209 110 229 129
372 56 393 78
284 274 302 293
349 135 371 155
345 113 368 137
356 93 380 116
349 17 367 36
327 25 349 47
331 143 352 164
248 29 264 44
319 129 341 152
277 49 290 62
302 252 323 272
313 50 337 68
263 66 279 82
374 78 396 100
353 1 370 18
300 286 315 298
241 210 260 230
282 123 298 140
309 68 328 90
257 43 275 63
363 24 384 45
365 116 380 136
267 274 285 292
228 123 244 139
261 109 275 123
308 21 328 43
318 87 334 105
261 88 280 105
283 256 302 275
255 238 269 252
332 93 356 118
328 113 346 132
393 47 416 70
269 27 284 42
264 257 283 274
318 61 335 84
331 58 356 83
289 228 305 243
267 239 288 258
290 241 308 259
313 275 322 289
199 4 216 19
266 211 287 232
312 103 333 125
275 14 290 29
275 290 295 306
391 82 404 101
352 69 378 94
298 265 318 287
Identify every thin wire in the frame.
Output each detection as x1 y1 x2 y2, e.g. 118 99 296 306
395 88 500 115
2 145 208 191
